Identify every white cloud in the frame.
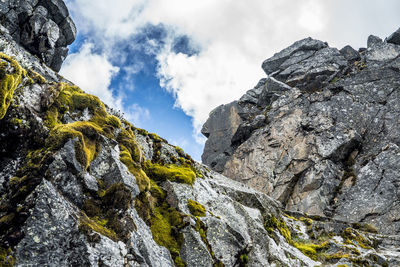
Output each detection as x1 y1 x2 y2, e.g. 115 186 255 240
124 104 150 128
65 0 400 147
60 43 121 110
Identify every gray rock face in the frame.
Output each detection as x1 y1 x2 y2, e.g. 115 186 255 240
0 0 76 71
340 45 360 62
201 101 241 172
262 37 328 75
387 27 400 45
1 8 400 266
202 27 400 236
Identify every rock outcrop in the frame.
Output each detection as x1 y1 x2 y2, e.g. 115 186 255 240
1 1 400 266
202 28 400 238
0 0 76 71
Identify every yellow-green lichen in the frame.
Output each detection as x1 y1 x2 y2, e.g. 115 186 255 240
79 213 118 242
117 128 142 163
27 69 46 84
144 162 196 185
352 222 378 234
175 146 185 157
149 204 186 267
187 199 206 217
265 215 291 241
264 215 329 261
342 228 372 249
240 254 249 265
0 53 24 120
56 83 105 114
293 241 329 260
47 121 102 169
0 246 15 267
119 145 150 192
81 183 135 242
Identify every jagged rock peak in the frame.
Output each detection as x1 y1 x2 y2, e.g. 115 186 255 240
202 27 400 238
0 0 76 71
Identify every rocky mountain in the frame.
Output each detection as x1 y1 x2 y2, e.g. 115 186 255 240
202 28 400 236
0 1 399 266
0 0 76 71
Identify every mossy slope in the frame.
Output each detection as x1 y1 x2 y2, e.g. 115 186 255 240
0 53 24 119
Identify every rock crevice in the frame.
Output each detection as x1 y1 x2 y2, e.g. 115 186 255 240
202 28 400 236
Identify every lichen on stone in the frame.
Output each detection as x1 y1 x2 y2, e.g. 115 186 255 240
47 121 102 169
119 145 150 192
78 213 118 242
187 199 206 217
0 53 24 120
144 161 196 185
0 246 15 267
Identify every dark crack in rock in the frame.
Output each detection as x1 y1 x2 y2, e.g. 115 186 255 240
0 0 76 71
202 27 400 237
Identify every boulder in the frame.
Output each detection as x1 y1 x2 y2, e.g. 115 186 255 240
0 0 76 71
387 27 400 45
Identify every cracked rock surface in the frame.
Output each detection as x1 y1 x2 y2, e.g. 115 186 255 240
1 1 400 265
0 0 76 71
202 28 400 236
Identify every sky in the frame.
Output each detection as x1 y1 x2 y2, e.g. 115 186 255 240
61 0 400 161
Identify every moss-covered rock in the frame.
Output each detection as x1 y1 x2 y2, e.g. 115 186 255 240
0 53 24 120
187 199 206 217
0 246 15 267
145 162 196 185
47 121 102 169
119 145 150 192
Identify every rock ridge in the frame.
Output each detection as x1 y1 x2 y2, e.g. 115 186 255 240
202 28 400 238
0 0 76 71
0 1 399 265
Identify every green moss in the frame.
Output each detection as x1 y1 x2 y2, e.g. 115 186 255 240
330 77 339 84
102 183 132 210
0 213 15 225
174 256 186 267
82 199 102 217
117 128 142 163
27 69 46 84
135 127 149 136
55 83 105 114
0 246 15 267
265 215 291 241
134 173 187 266
352 223 378 234
10 118 22 127
240 254 249 265
293 241 329 260
144 162 196 185
106 115 122 128
150 204 185 263
47 121 102 169
187 199 206 217
149 133 162 142
175 146 185 157
283 214 298 221
149 180 166 200
337 265 349 267
81 182 135 242
79 213 118 242
119 145 150 192
342 228 372 249
213 261 225 267
323 252 350 261
194 217 216 261
264 215 332 261
0 53 24 120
